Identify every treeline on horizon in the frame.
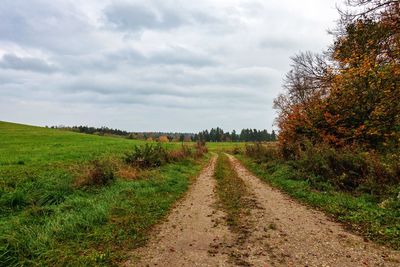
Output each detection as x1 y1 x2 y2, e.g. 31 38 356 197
50 125 277 142
194 127 276 142
49 125 193 141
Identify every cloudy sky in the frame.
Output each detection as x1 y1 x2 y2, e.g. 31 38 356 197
0 0 339 132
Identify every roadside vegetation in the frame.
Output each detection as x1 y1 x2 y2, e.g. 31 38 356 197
0 121 208 266
214 153 255 265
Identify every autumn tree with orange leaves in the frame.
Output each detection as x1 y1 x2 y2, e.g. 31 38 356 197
275 0 400 157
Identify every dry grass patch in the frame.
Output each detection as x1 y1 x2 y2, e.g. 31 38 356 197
116 164 138 180
73 159 116 188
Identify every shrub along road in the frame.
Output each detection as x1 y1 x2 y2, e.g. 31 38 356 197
128 154 400 266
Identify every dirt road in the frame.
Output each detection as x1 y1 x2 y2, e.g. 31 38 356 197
126 155 232 266
227 154 400 266
127 154 400 266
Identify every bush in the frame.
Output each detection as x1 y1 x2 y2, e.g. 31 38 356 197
244 143 279 163
124 143 168 168
232 146 241 155
194 141 208 158
75 159 115 188
167 150 186 162
168 145 192 162
362 152 400 196
244 140 399 197
124 143 207 169
181 144 193 157
291 144 400 197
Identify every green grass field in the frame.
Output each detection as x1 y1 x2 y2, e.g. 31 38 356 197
206 142 245 152
0 121 206 266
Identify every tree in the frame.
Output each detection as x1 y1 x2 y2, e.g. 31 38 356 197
274 0 400 156
231 130 238 141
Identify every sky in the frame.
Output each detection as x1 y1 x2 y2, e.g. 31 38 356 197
0 0 340 132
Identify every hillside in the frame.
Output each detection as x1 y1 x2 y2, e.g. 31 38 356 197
0 121 205 266
0 121 146 166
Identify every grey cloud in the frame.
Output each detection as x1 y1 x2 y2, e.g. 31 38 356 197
1 75 266 111
0 0 99 54
104 2 220 32
107 49 146 64
52 47 216 75
149 47 217 67
59 76 263 100
0 54 57 73
104 3 183 31
190 11 220 24
259 38 301 50
140 66 279 88
62 92 267 110
83 47 216 71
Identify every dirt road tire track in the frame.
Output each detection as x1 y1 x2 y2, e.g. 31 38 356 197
125 155 233 267
227 154 400 267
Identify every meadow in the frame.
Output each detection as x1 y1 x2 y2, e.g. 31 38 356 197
0 121 207 266
206 141 244 152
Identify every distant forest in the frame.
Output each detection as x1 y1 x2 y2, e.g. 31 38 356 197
194 127 276 142
50 125 276 142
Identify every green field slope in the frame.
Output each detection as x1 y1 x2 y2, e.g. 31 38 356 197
0 121 146 166
0 121 204 266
